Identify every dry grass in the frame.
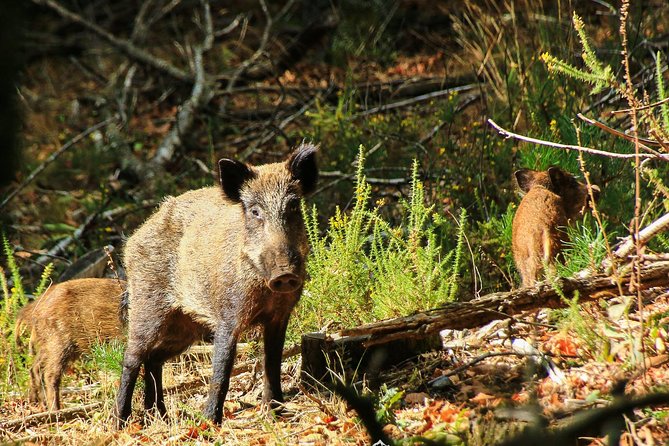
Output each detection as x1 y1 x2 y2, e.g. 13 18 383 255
3 290 669 445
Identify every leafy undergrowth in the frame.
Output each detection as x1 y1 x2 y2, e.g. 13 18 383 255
2 291 669 445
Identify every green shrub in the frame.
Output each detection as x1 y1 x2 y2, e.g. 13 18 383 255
557 217 611 278
0 234 53 401
290 145 466 340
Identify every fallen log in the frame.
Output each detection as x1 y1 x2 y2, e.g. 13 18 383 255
339 261 669 347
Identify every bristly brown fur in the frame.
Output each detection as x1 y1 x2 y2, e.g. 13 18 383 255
16 278 127 411
512 166 599 288
116 142 319 425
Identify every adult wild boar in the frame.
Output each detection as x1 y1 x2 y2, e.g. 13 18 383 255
16 278 127 411
512 166 599 288
115 143 318 425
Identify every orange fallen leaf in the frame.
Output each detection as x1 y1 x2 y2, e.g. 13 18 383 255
470 392 496 405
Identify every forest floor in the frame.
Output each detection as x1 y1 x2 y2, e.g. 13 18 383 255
2 290 669 445
3 1 669 444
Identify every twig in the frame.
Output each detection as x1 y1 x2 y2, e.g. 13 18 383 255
239 87 333 161
0 402 102 431
32 0 192 83
297 382 339 418
487 118 656 160
610 96 669 114
0 117 117 210
319 171 409 186
357 84 477 116
612 212 669 260
420 93 480 145
577 113 669 160
438 351 542 378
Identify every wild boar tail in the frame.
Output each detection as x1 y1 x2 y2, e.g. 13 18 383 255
14 300 36 349
119 289 130 326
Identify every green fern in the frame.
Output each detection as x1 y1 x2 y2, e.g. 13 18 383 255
449 208 467 301
34 262 55 298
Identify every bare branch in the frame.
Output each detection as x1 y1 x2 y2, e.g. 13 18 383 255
610 96 669 114
577 113 669 160
0 117 117 210
0 403 102 431
357 84 478 116
613 212 669 260
487 118 657 160
32 0 192 83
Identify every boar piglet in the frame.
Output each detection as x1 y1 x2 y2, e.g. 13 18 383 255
16 278 127 411
115 143 318 425
511 166 599 288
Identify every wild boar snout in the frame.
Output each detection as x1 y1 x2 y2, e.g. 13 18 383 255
263 246 305 292
268 272 302 293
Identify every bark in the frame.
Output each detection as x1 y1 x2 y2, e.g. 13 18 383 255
339 261 669 347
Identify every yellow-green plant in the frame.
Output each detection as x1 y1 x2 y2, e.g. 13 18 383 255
291 145 466 339
542 12 669 139
0 234 53 400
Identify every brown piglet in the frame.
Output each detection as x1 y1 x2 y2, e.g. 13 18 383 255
115 143 318 425
511 166 599 288
15 278 127 411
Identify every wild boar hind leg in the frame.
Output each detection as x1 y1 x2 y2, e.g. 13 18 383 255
203 321 238 424
144 359 166 416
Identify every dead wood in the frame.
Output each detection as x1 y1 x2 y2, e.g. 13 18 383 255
0 117 117 210
58 246 116 281
339 261 669 347
612 212 669 261
32 0 192 83
0 402 102 431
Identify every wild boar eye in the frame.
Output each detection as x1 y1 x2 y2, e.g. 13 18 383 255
249 206 263 220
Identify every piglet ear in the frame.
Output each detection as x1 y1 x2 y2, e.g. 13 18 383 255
514 169 536 194
547 166 571 193
218 158 254 202
288 142 319 196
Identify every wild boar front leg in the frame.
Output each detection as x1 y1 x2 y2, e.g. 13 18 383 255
115 349 142 427
203 322 238 424
262 315 290 408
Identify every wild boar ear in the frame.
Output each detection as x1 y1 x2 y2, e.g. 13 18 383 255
218 158 254 202
288 142 319 195
547 166 570 192
514 169 535 193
